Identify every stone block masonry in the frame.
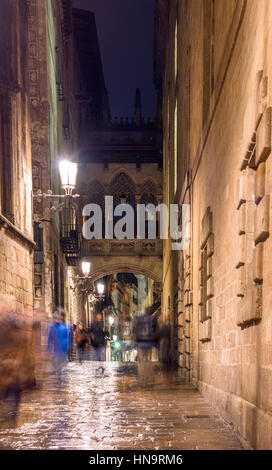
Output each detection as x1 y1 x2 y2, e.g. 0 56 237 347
0 226 34 317
159 0 272 449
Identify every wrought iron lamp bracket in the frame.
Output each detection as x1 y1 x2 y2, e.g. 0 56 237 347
33 190 80 224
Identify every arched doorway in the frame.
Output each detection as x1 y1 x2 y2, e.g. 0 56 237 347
89 271 161 362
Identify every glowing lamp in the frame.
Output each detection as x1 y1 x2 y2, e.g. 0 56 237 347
59 160 78 195
97 283 105 295
82 261 91 276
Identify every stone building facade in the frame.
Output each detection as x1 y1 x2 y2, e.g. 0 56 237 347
156 0 272 449
76 89 163 323
28 2 108 328
0 2 103 329
0 1 34 322
29 0 83 328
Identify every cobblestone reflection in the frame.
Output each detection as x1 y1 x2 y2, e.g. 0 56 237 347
0 361 243 450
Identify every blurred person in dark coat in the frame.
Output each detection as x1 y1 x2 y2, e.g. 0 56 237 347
89 312 108 363
74 323 89 363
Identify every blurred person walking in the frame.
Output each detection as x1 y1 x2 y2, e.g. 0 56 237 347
74 323 89 363
158 322 172 382
47 309 70 384
0 303 36 423
134 306 159 388
89 312 108 373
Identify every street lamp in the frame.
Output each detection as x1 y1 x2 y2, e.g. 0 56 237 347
82 261 91 277
59 160 78 196
69 261 92 294
97 283 105 296
34 160 79 200
33 160 80 223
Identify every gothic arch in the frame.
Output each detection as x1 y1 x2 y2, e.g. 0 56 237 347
108 167 137 188
110 171 136 207
140 178 158 194
140 178 158 205
87 256 163 284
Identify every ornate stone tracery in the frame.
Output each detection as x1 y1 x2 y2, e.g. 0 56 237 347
87 180 105 208
110 172 136 207
140 179 158 205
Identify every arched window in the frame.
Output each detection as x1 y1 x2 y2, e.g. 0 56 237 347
140 180 158 206
109 172 136 238
110 172 136 207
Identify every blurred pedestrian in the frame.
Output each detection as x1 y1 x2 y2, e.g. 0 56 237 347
0 303 36 423
74 323 89 363
89 312 108 367
48 309 70 384
59 311 70 359
134 306 159 388
68 323 76 361
158 322 171 381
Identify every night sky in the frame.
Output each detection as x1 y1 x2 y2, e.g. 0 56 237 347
72 0 157 119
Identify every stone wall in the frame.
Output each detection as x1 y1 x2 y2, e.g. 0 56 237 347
29 0 80 324
0 226 34 320
159 0 272 449
0 1 34 319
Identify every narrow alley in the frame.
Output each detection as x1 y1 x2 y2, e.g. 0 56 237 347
0 0 272 454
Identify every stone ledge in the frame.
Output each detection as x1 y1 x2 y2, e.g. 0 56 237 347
255 162 266 204
199 318 212 342
254 194 270 244
200 207 212 249
255 107 272 166
0 214 35 250
253 243 263 283
237 284 262 327
237 168 255 209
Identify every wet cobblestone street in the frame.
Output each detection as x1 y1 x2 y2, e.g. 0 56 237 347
0 362 244 450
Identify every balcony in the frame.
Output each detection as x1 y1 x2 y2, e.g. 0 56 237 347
82 238 163 257
60 208 81 265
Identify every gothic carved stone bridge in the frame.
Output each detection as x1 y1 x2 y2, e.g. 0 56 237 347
82 238 163 283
